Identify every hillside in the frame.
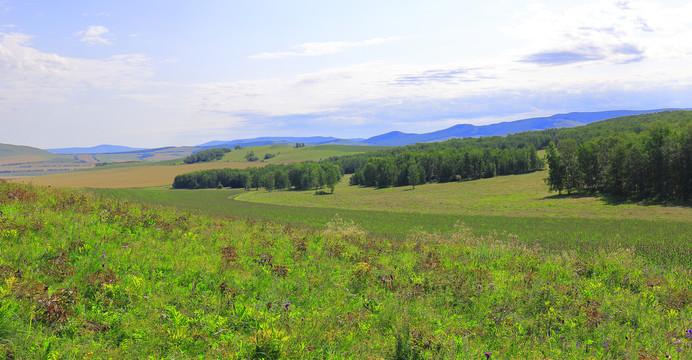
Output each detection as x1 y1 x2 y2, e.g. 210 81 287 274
359 109 683 146
47 145 145 154
2 179 692 358
0 143 55 159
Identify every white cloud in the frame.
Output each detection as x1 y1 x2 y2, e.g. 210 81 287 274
0 31 152 105
75 25 112 45
505 0 692 65
249 37 401 59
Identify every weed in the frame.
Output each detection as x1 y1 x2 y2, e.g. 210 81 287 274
35 288 78 325
221 246 240 268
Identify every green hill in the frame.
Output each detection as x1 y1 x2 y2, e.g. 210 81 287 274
0 143 55 159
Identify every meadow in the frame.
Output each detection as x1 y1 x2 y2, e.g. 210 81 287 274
217 144 387 163
96 170 692 267
21 162 267 188
18 144 383 188
2 179 692 359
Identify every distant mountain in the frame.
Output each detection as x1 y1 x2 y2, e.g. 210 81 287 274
47 144 145 154
360 109 686 146
198 136 347 148
32 109 692 159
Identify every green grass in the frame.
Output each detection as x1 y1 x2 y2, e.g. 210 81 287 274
242 171 692 222
219 144 387 163
3 179 692 359
95 182 692 267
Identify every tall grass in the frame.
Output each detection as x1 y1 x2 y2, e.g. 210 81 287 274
2 180 692 358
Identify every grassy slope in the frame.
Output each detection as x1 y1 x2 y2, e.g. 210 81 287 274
0 143 55 159
242 172 692 222
221 144 387 163
15 145 385 188
2 180 692 359
20 162 267 188
95 180 692 267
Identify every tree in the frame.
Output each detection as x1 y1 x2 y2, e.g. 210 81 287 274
274 170 290 190
245 151 259 162
323 164 340 193
261 172 275 192
407 163 423 189
557 139 580 194
544 142 565 194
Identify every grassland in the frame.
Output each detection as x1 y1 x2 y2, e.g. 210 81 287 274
95 176 692 267
3 179 692 359
242 172 692 222
12 144 386 188
21 162 267 188
218 144 387 163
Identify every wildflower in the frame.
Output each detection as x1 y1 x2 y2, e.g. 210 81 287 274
101 253 106 259
285 302 291 311
484 351 492 359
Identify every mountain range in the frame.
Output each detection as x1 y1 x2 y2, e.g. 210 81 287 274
44 108 687 154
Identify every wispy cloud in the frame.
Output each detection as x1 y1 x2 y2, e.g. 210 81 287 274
0 31 151 105
75 25 112 45
507 0 692 66
249 37 401 59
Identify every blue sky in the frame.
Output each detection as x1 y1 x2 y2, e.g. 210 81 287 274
1 0 691 148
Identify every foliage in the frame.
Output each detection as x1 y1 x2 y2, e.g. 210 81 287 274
2 179 692 358
245 151 260 162
347 145 543 188
172 162 342 193
328 110 692 179
545 121 692 201
183 148 231 164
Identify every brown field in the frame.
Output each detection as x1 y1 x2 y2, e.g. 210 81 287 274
76 154 99 164
19 161 267 188
0 155 50 165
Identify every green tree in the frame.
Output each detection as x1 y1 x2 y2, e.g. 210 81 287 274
323 164 340 193
557 139 580 194
544 142 565 195
261 172 275 192
407 163 423 189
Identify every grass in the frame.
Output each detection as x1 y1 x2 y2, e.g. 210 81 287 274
95 180 692 267
220 144 387 163
242 172 692 222
19 161 268 188
12 144 385 187
3 179 692 359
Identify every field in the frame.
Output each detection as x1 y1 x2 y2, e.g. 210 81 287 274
94 170 692 267
241 172 692 222
21 161 267 188
11 144 385 188
3 179 692 359
219 144 387 163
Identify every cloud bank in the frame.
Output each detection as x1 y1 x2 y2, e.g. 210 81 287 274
249 37 401 59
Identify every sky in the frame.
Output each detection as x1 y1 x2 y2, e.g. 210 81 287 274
1 0 692 148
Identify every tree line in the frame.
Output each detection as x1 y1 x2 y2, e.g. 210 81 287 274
182 148 231 164
172 162 342 193
544 121 692 202
348 146 544 188
328 110 692 174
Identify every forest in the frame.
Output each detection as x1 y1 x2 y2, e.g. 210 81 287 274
348 146 543 188
172 162 341 192
545 121 692 201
